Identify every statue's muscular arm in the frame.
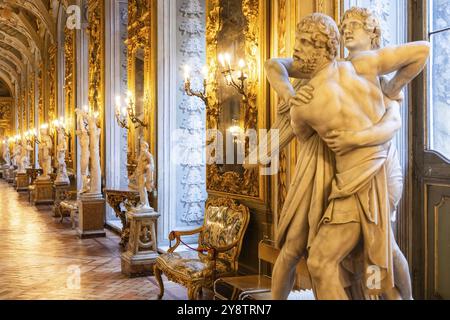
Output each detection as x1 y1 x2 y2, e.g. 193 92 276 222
352 41 430 98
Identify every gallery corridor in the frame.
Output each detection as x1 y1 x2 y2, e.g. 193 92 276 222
0 181 186 300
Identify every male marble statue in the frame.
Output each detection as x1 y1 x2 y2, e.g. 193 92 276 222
134 140 155 210
18 138 31 174
86 111 102 195
2 140 11 167
55 126 70 184
265 13 429 299
37 126 53 180
75 108 90 193
11 140 20 167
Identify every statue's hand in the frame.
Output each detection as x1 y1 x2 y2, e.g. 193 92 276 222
289 85 314 108
323 130 359 156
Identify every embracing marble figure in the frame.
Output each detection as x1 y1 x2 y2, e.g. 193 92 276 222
18 138 32 174
75 108 90 193
55 125 70 184
2 140 11 167
264 11 429 299
37 126 53 180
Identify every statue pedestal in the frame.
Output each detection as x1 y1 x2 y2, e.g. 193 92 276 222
12 170 17 187
77 193 106 239
2 165 10 180
16 173 30 192
7 168 15 183
53 181 70 217
32 178 54 205
121 207 160 277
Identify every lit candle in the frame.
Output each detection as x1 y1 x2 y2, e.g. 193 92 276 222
183 65 191 83
224 53 232 69
83 105 89 113
121 107 127 117
201 65 208 80
238 59 245 78
218 53 225 67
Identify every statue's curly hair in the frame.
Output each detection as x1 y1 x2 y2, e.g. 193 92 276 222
296 13 340 60
340 7 382 50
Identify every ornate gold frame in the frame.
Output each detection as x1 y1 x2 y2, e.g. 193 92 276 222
64 27 76 170
205 0 268 204
88 0 105 173
126 0 157 160
48 43 57 122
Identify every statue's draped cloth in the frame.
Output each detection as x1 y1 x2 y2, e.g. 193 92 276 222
276 134 396 293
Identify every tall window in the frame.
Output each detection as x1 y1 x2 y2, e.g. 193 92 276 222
428 0 450 160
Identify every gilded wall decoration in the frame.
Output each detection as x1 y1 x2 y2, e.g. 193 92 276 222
38 67 43 125
87 0 105 174
29 72 35 130
48 44 57 121
126 0 157 179
64 27 76 168
206 0 266 202
88 0 104 115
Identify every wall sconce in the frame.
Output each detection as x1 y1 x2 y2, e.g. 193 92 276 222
228 118 243 143
52 117 71 138
183 65 209 106
115 96 129 129
124 91 148 129
218 53 249 103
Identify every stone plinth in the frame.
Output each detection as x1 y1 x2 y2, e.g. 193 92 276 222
77 193 106 239
16 173 30 192
32 179 54 205
7 168 15 183
121 207 160 277
12 170 17 187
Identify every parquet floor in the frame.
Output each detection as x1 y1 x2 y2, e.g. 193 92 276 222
0 180 190 300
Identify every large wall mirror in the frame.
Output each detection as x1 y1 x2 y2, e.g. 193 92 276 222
206 0 268 206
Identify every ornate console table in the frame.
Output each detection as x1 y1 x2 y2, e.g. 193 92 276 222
105 189 141 247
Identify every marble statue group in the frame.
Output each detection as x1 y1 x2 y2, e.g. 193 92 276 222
265 8 430 300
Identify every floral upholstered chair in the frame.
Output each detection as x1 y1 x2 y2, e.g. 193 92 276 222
154 198 250 300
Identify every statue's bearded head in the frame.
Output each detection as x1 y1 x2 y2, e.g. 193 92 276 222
340 7 381 53
293 13 340 75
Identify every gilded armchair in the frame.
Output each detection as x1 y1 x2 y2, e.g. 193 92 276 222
154 198 250 300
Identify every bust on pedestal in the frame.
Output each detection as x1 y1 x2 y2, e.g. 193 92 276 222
76 108 106 239
121 140 159 277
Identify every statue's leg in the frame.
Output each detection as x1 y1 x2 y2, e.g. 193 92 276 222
271 211 308 300
387 228 413 300
307 222 361 300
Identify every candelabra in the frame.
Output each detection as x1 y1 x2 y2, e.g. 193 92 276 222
115 96 129 129
114 92 148 129
218 53 249 102
183 65 209 106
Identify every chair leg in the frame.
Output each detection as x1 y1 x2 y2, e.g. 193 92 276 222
154 265 164 299
187 285 202 300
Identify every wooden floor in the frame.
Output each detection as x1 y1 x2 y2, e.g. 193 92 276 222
0 180 189 300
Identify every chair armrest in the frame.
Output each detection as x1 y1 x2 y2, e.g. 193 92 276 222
168 226 204 253
209 238 241 254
